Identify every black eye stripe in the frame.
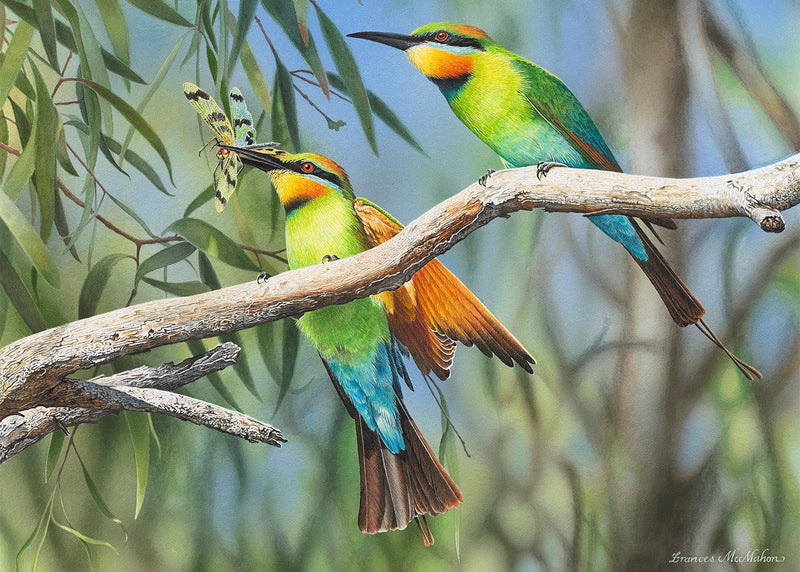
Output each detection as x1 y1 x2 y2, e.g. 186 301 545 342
424 31 485 51
287 160 341 186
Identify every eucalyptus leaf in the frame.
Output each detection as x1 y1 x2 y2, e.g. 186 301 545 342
0 246 48 332
126 412 150 519
314 4 376 153
0 191 61 288
136 242 196 286
72 78 174 184
166 218 259 271
33 0 59 69
31 63 57 242
125 0 192 27
78 254 131 318
0 21 33 106
141 276 212 296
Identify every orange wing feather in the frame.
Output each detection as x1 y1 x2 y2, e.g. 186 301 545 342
355 199 535 380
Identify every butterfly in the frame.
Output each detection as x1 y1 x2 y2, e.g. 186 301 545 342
183 82 257 212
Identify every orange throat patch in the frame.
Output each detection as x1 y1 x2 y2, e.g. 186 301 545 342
269 171 328 210
406 45 474 79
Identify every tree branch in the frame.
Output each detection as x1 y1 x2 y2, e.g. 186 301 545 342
2 156 799 419
0 343 286 464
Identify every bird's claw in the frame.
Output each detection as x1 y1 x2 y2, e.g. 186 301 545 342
536 161 567 180
256 271 271 284
322 254 340 264
478 169 496 187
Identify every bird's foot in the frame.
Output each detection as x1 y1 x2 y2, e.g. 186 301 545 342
321 254 340 264
478 169 496 186
536 161 567 180
256 271 271 284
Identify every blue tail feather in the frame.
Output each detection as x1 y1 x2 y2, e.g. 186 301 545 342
587 214 648 261
327 341 406 454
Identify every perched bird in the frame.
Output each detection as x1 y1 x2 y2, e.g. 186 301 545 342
219 144 535 544
349 23 761 380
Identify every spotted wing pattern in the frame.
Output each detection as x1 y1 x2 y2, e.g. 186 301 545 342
354 198 535 380
230 88 256 146
183 82 247 212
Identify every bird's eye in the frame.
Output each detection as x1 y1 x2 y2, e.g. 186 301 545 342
301 162 315 173
435 31 449 42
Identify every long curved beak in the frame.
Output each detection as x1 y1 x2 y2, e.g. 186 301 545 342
347 31 421 51
217 144 284 171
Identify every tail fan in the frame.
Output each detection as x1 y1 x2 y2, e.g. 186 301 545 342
629 219 762 380
321 356 462 545
355 401 462 544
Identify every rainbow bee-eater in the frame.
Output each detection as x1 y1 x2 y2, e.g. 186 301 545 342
218 144 535 544
350 23 761 380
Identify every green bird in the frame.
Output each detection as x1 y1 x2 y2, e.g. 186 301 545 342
350 23 761 380
219 144 535 544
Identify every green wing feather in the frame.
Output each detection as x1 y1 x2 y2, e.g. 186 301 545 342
510 59 622 172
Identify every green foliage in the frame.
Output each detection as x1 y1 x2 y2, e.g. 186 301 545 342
1 2 425 565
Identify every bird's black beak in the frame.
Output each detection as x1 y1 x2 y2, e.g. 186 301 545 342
217 144 284 171
347 31 421 51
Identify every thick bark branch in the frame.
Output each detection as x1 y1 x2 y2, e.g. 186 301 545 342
0 343 286 464
1 156 799 419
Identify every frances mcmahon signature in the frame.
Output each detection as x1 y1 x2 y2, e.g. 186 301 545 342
669 549 786 564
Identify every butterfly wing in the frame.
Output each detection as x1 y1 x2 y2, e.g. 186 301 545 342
229 87 256 146
183 82 235 145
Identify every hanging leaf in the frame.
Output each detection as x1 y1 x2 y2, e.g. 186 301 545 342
53 190 81 262
0 284 7 340
69 0 116 138
135 242 196 286
141 277 211 296
327 73 426 155
95 0 131 66
32 0 59 69
0 110 7 179
124 0 193 27
272 318 299 415
1 0 146 84
78 254 132 318
226 11 270 112
31 63 57 242
314 4 376 154
55 119 79 176
125 412 150 519
166 218 259 271
51 516 119 554
0 191 61 288
0 248 48 332
76 450 128 540
118 33 187 167
45 430 65 482
0 21 33 106
261 0 329 97
184 182 215 217
270 50 300 151
229 0 258 77
71 78 175 184
16 488 55 570
293 0 309 46
66 118 172 196
237 37 271 113
2 124 37 201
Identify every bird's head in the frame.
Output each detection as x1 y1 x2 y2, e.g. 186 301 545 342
349 23 492 84
217 145 353 212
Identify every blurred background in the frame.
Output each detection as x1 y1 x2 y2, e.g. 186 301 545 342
1 0 799 569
